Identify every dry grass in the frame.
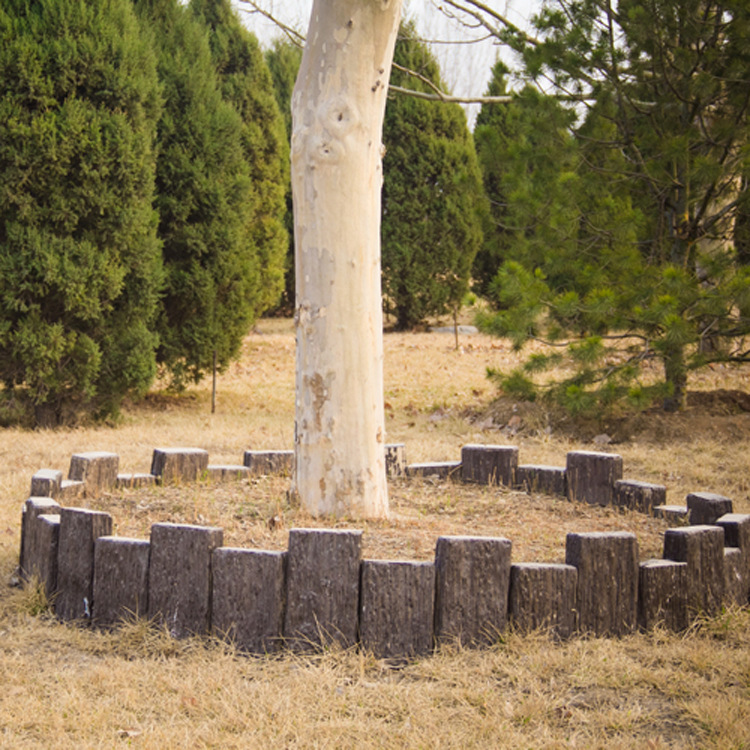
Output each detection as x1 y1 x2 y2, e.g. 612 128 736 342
1 317 750 748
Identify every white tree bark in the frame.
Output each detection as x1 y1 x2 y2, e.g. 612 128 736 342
291 0 402 518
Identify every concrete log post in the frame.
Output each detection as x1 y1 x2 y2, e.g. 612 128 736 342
150 448 209 485
638 559 689 631
461 444 518 486
565 531 639 636
92 537 150 627
686 492 733 525
212 548 287 654
68 452 119 497
283 528 362 650
148 523 223 637
434 535 512 646
508 562 577 639
663 525 725 616
566 451 623 506
359 559 435 659
56 507 113 622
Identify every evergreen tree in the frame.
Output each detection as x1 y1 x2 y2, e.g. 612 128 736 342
265 38 302 313
479 0 750 412
381 21 485 330
135 0 260 387
473 64 580 297
191 0 288 319
0 0 163 426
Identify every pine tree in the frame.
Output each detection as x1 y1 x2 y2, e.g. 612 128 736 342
479 0 750 413
0 0 163 426
135 0 258 387
381 21 485 330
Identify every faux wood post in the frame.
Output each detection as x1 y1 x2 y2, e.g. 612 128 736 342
686 492 733 525
515 465 567 496
212 548 287 653
359 559 435 659
565 531 639 636
19 496 61 579
25 513 60 599
55 507 113 622
148 523 223 637
716 513 750 603
566 451 623 506
663 525 725 616
243 450 294 476
30 469 63 499
150 448 209 484
434 535 512 646
638 560 689 631
68 452 119 497
283 529 362 650
461 444 518 486
508 563 577 639
614 479 667 514
92 537 150 627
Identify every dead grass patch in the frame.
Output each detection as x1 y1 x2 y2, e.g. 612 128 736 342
1 318 750 747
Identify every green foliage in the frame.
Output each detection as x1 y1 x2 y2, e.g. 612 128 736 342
191 0 288 319
265 39 302 313
0 0 163 426
477 0 750 414
381 21 485 330
136 0 273 388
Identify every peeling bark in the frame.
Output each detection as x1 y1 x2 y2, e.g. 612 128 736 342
291 0 402 517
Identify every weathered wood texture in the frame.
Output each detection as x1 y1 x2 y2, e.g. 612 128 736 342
116 473 157 489
724 548 745 606
406 461 461 479
243 450 294 476
638 559 689 631
56 507 113 622
515 465 567 496
716 513 750 602
150 448 209 484
68 452 119 497
19 497 61 579
663 525 725 616
385 444 407 478
434 535 512 646
212 548 287 653
359 559 435 659
614 479 667 513
26 513 60 599
566 531 639 636
30 469 63 499
461 444 518 486
566 451 623 506
283 529 362 650
509 563 577 639
92 537 150 626
205 465 250 482
686 492 733 525
148 523 223 637
654 505 690 524
59 480 85 502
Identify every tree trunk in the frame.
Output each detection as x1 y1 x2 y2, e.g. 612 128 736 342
662 348 687 412
291 0 402 517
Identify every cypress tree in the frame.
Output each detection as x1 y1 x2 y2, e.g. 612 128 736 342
265 38 302 313
136 0 257 387
191 0 288 318
0 0 163 426
381 21 485 331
